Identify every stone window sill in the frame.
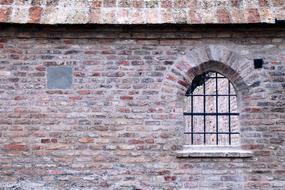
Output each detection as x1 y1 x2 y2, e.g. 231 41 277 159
176 145 253 158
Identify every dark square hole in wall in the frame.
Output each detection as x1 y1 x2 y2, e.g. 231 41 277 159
254 59 264 69
47 66 72 89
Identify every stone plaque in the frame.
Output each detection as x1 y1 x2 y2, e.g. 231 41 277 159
47 66 72 89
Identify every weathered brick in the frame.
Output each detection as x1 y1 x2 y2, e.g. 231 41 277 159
217 8 231 23
231 0 242 7
91 0 102 8
29 6 42 23
0 0 13 5
161 0 172 8
247 9 261 23
103 0 116 7
0 7 11 22
79 137 94 143
3 143 27 151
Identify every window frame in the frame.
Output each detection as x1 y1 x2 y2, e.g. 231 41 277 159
176 70 253 158
184 71 239 146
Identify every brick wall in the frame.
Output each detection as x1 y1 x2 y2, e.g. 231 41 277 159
0 0 284 24
0 24 284 189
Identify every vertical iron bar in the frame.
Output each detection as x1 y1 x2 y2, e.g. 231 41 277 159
228 80 231 145
191 94 194 145
216 72 219 145
203 73 206 145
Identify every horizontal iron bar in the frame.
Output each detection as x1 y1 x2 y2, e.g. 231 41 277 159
184 132 240 135
185 94 237 97
183 112 239 116
203 76 227 79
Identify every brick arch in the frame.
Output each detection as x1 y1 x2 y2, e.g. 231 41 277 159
161 45 254 99
161 46 254 148
186 61 248 93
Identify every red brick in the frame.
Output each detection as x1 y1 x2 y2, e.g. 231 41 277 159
32 145 41 150
259 0 270 7
0 0 13 5
188 11 202 24
29 6 42 23
119 60 129 66
217 9 231 23
91 0 102 8
120 96 133 100
145 139 154 144
0 8 11 22
35 65 46 71
3 143 27 151
177 80 188 88
69 96 82 101
247 9 261 23
48 170 65 175
164 176 176 181
89 8 101 23
158 170 171 175
92 72 101 77
74 72 85 77
249 108 262 113
78 90 91 95
128 139 144 144
79 137 94 143
41 139 50 143
118 107 130 113
46 144 69 150
14 96 27 100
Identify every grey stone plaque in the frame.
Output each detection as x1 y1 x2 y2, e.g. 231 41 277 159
47 66 72 89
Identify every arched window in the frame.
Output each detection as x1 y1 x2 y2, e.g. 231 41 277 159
184 71 239 146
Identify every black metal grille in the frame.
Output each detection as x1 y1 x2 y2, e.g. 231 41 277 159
184 72 239 145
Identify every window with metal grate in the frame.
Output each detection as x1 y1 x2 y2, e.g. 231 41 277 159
184 71 239 146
